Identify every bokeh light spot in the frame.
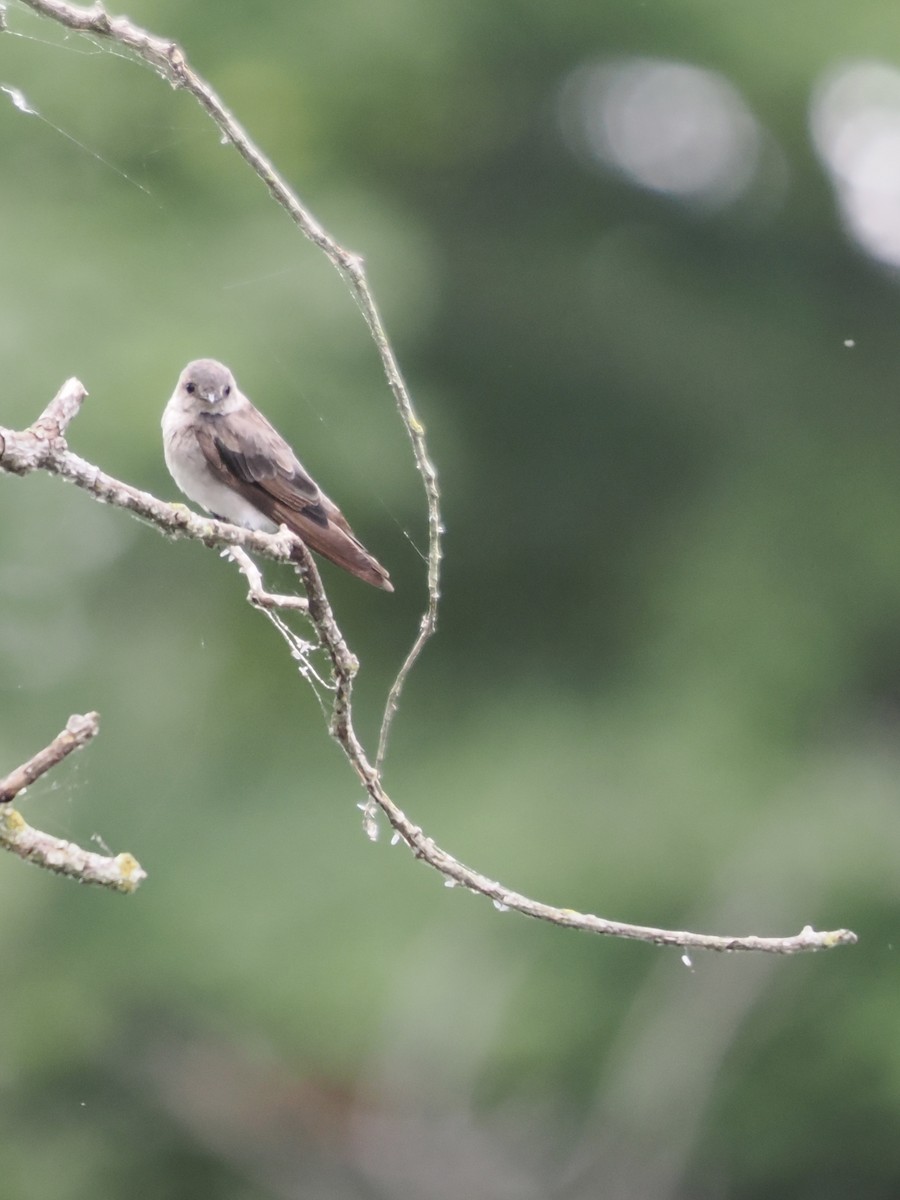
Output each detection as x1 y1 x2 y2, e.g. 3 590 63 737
812 61 900 269
559 57 764 210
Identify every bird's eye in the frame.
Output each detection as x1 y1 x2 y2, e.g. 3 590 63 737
223 385 231 397
185 382 196 395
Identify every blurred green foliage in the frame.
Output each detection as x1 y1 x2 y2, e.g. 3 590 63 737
2 1 900 1196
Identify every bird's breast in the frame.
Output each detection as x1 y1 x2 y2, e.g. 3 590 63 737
161 404 275 532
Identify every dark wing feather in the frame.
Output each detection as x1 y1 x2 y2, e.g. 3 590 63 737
212 423 330 530
195 409 393 591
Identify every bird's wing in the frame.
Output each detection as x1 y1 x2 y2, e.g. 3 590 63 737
197 406 329 523
194 407 393 590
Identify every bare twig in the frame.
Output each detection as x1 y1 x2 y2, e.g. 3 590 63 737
16 0 441 768
0 710 98 803
0 395 856 952
227 546 309 614
0 712 146 890
225 547 336 697
0 805 146 890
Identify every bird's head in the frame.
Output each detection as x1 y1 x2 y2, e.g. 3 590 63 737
176 359 237 413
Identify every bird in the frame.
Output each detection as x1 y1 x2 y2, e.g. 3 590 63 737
161 358 393 591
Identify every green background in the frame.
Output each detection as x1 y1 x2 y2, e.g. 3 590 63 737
2 1 899 1196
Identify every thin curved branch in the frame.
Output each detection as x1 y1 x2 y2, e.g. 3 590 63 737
0 711 146 891
0 390 856 952
15 0 441 767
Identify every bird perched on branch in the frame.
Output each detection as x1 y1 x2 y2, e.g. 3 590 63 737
162 358 393 591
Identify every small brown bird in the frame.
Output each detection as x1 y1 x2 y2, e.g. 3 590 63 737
162 359 392 591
